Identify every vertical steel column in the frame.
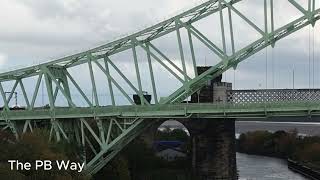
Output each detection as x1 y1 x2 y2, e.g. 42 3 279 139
139 42 185 83
104 57 116 106
44 68 75 107
0 83 9 110
22 120 33 133
88 55 105 143
187 30 198 77
145 43 158 104
270 0 275 47
264 0 268 35
81 120 85 147
219 0 227 54
19 80 30 109
264 0 268 91
94 60 135 105
223 0 264 36
74 121 81 144
44 69 60 141
311 0 316 26
308 0 312 12
131 39 144 105
6 81 18 106
81 121 87 166
53 80 60 104
148 43 190 80
61 73 72 107
105 119 113 144
96 118 105 144
44 72 54 109
175 20 188 82
228 6 235 55
31 74 43 109
65 70 93 107
51 121 61 142
8 121 18 140
88 54 99 106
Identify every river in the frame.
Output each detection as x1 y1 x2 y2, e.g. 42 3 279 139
161 120 318 179
237 153 307 180
236 121 319 179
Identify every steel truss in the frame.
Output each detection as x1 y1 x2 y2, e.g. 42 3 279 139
0 0 319 175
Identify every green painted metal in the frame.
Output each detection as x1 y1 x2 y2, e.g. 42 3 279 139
19 80 30 109
1 101 320 121
0 83 9 110
142 42 185 83
0 0 318 175
65 70 93 107
187 29 198 77
175 20 188 83
44 72 54 109
148 43 191 81
7 80 19 105
131 39 144 105
93 59 135 104
228 6 235 55
30 73 42 109
88 55 100 107
103 58 116 106
145 43 159 104
219 0 227 55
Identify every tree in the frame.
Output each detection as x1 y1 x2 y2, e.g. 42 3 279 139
299 143 320 162
96 156 131 180
0 129 90 180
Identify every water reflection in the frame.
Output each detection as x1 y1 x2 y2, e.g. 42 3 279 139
237 153 307 180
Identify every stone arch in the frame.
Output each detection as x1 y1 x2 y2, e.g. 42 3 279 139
139 118 191 148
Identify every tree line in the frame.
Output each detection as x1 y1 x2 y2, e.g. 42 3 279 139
237 129 320 170
0 128 191 180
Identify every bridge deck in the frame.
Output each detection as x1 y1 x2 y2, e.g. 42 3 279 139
2 101 320 121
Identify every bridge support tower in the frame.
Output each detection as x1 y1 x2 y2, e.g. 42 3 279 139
139 66 237 179
185 66 237 180
184 118 236 180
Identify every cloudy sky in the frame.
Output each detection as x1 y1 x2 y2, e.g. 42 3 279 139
0 0 319 106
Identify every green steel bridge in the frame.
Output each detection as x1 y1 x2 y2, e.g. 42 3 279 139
0 0 319 175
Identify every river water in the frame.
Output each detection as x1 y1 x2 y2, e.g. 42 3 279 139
237 153 307 180
162 121 318 179
236 121 319 179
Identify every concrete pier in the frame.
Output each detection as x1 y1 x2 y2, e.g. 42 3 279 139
140 66 238 179
186 119 237 180
188 66 237 179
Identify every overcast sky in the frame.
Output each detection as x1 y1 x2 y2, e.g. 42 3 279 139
0 0 319 106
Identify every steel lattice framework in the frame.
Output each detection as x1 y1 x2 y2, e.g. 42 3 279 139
228 89 320 103
0 0 319 174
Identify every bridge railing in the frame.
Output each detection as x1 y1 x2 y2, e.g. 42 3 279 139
1 100 320 120
227 89 320 104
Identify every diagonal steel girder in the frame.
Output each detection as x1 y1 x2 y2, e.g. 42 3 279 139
161 2 320 104
0 0 319 176
0 0 241 82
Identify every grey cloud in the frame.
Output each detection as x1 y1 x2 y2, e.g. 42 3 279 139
0 0 319 100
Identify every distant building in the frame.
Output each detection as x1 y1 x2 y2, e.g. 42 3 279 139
153 140 184 151
156 149 186 161
153 141 187 161
158 126 190 135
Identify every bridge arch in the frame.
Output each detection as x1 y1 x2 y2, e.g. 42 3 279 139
0 0 319 176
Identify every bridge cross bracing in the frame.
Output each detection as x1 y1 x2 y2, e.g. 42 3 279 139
228 89 320 103
0 0 319 174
